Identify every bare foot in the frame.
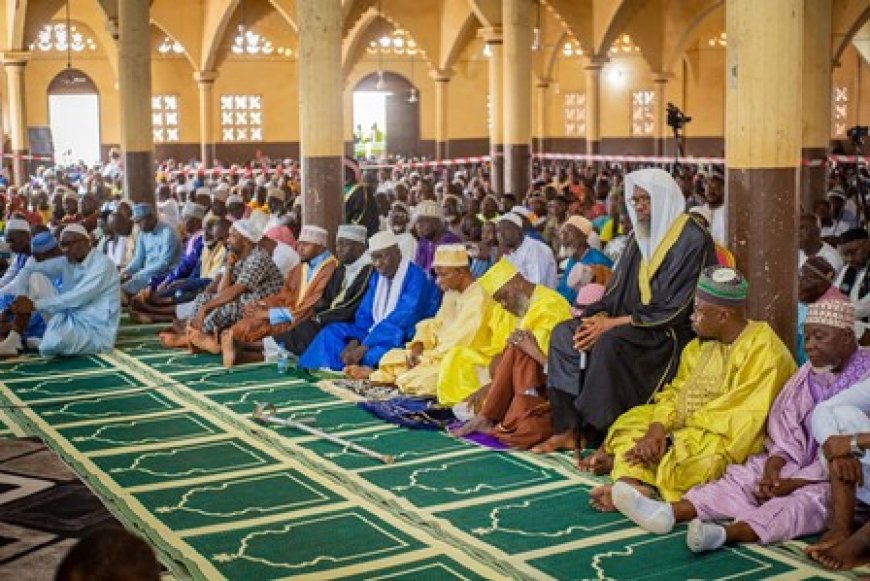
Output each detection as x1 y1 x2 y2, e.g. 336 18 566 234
131 310 154 325
188 328 221 354
589 485 615 511
345 365 374 380
806 528 852 558
221 330 238 368
159 332 189 349
812 534 870 570
450 415 495 438
577 448 614 475
530 431 577 454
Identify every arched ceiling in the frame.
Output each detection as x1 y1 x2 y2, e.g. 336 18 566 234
5 0 868 83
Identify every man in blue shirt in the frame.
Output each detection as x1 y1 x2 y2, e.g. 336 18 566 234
120 203 181 299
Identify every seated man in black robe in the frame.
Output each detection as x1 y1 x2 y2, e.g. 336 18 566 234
541 168 717 456
266 224 374 358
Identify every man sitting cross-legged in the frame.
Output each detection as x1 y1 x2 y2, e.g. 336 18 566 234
220 225 337 367
613 295 870 555
804 320 870 570
0 224 120 357
298 230 440 373
128 202 208 324
167 218 284 353
450 259 571 448
366 244 515 404
585 266 795 511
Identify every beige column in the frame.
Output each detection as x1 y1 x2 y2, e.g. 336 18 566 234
193 70 217 166
1 51 30 185
535 79 549 155
502 0 532 197
653 74 669 157
726 0 808 348
298 0 343 240
118 0 155 203
800 0 832 212
584 58 606 155
431 70 452 159
483 27 504 193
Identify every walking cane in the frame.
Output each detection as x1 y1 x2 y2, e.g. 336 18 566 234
251 402 395 465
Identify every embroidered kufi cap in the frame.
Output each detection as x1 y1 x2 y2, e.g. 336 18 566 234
696 266 748 307
433 244 469 268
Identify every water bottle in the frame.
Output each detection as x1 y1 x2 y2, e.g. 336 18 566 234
276 352 290 374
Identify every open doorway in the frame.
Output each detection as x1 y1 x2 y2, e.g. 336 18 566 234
352 72 420 159
47 68 100 166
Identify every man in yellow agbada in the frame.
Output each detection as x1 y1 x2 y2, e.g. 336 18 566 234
450 258 573 449
585 266 796 510
370 244 515 404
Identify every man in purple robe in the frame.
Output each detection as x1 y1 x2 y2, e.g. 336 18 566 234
413 200 460 277
610 294 870 553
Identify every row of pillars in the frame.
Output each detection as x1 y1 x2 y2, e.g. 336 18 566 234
0 0 840 348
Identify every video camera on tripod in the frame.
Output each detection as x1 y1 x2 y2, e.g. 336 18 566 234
666 103 692 131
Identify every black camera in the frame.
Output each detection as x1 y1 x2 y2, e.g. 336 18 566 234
847 125 869 145
666 103 692 131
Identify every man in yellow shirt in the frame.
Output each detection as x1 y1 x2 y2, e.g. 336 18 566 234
370 244 514 404
585 266 796 510
450 259 572 449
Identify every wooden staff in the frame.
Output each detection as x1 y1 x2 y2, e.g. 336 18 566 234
251 403 395 465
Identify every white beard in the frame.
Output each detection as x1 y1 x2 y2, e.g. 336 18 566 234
811 364 835 375
636 222 651 239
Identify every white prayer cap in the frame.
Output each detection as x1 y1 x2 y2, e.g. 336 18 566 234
248 209 269 232
255 175 267 187
565 215 594 237
4 218 31 234
174 184 186 195
267 187 286 202
337 224 368 243
60 224 89 239
227 194 244 205
231 219 264 243
182 202 206 220
415 200 443 221
369 230 399 252
195 186 211 198
298 225 328 246
511 205 532 220
497 213 523 229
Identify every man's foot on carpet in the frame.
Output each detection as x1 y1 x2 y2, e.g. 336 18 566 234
159 331 189 349
686 519 726 553
130 310 154 325
806 528 852 558
0 331 23 357
530 431 577 454
811 534 870 570
450 415 495 437
188 328 221 354
612 481 675 534
345 365 374 380
589 485 616 511
577 448 614 475
221 330 238 368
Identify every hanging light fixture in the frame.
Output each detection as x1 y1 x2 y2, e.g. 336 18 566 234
60 1 83 85
531 0 542 52
375 0 385 89
408 54 418 102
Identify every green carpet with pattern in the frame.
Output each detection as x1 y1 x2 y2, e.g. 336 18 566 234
0 322 862 580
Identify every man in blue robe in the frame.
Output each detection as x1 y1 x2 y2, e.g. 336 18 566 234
299 230 440 372
120 203 181 298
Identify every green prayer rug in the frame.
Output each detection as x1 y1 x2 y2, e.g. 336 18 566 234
0 329 864 580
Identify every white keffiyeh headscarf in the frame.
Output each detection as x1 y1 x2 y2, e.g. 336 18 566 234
624 168 686 262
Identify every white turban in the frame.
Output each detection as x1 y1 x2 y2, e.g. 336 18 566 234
4 218 30 234
369 230 399 252
232 219 263 243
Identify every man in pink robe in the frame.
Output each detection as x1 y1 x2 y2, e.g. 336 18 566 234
610 295 870 553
